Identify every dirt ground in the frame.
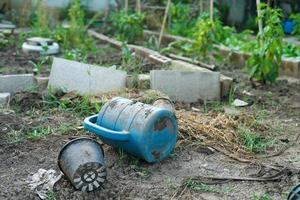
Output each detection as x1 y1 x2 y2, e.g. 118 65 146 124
0 34 161 76
0 73 299 200
1 34 300 200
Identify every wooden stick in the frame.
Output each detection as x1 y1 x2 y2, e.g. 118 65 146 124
158 0 172 49
125 0 128 14
256 0 264 47
136 0 141 14
210 0 214 21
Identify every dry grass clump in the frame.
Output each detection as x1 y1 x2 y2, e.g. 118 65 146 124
176 109 273 159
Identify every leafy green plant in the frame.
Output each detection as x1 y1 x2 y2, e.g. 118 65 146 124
120 43 142 76
290 13 300 36
44 90 103 117
223 29 254 51
110 10 144 43
246 3 284 83
168 3 196 38
252 193 273 200
193 12 232 59
238 126 274 154
31 0 51 37
26 126 52 140
185 179 233 194
29 56 50 75
282 43 300 58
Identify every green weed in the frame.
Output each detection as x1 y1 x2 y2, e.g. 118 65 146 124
110 10 144 43
246 3 284 83
46 191 57 200
120 43 142 75
185 179 233 194
44 90 103 117
116 149 150 179
238 125 274 154
31 0 51 37
252 193 273 200
168 3 196 38
26 126 52 140
164 177 176 189
5 131 25 143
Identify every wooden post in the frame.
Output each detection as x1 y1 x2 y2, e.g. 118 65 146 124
136 0 141 14
256 0 264 47
199 0 203 14
210 0 214 21
125 0 128 14
158 0 172 49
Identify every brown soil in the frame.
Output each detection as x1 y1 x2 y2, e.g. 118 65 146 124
0 35 162 76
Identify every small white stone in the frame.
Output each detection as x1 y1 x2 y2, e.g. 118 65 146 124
232 99 249 107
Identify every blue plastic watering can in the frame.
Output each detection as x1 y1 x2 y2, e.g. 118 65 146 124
84 97 177 163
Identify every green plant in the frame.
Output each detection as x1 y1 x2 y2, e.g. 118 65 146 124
290 13 300 36
29 56 50 75
168 3 196 38
252 193 273 200
63 49 87 62
223 29 254 51
120 43 142 76
246 4 284 83
193 12 232 59
110 10 144 43
44 90 103 117
282 43 300 58
31 0 51 37
26 126 52 140
164 177 176 189
185 179 233 194
46 191 57 200
227 86 236 105
67 0 88 49
238 127 273 154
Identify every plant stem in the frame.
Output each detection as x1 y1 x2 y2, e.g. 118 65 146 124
210 0 214 21
136 0 141 14
125 0 128 14
256 0 264 47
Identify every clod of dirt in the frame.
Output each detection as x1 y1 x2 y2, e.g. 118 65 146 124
10 92 43 112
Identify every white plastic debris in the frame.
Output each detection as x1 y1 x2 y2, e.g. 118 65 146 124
242 90 254 96
22 37 59 55
232 99 249 107
26 169 62 199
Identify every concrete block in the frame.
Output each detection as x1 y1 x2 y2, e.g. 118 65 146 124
150 70 220 103
170 60 233 98
220 75 233 98
281 58 300 78
0 92 10 107
0 74 36 94
126 74 150 89
48 58 127 95
35 76 49 92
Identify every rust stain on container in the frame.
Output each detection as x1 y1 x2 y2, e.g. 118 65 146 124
154 117 169 131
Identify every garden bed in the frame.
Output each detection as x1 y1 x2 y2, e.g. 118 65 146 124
0 69 299 199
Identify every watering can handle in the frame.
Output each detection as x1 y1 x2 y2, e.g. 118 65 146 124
84 115 130 141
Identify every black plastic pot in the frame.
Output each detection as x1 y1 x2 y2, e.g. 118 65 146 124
288 183 300 200
58 137 106 192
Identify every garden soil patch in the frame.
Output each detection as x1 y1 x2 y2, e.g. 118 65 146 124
0 75 299 199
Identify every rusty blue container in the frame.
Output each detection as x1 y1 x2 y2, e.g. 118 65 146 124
84 97 177 163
